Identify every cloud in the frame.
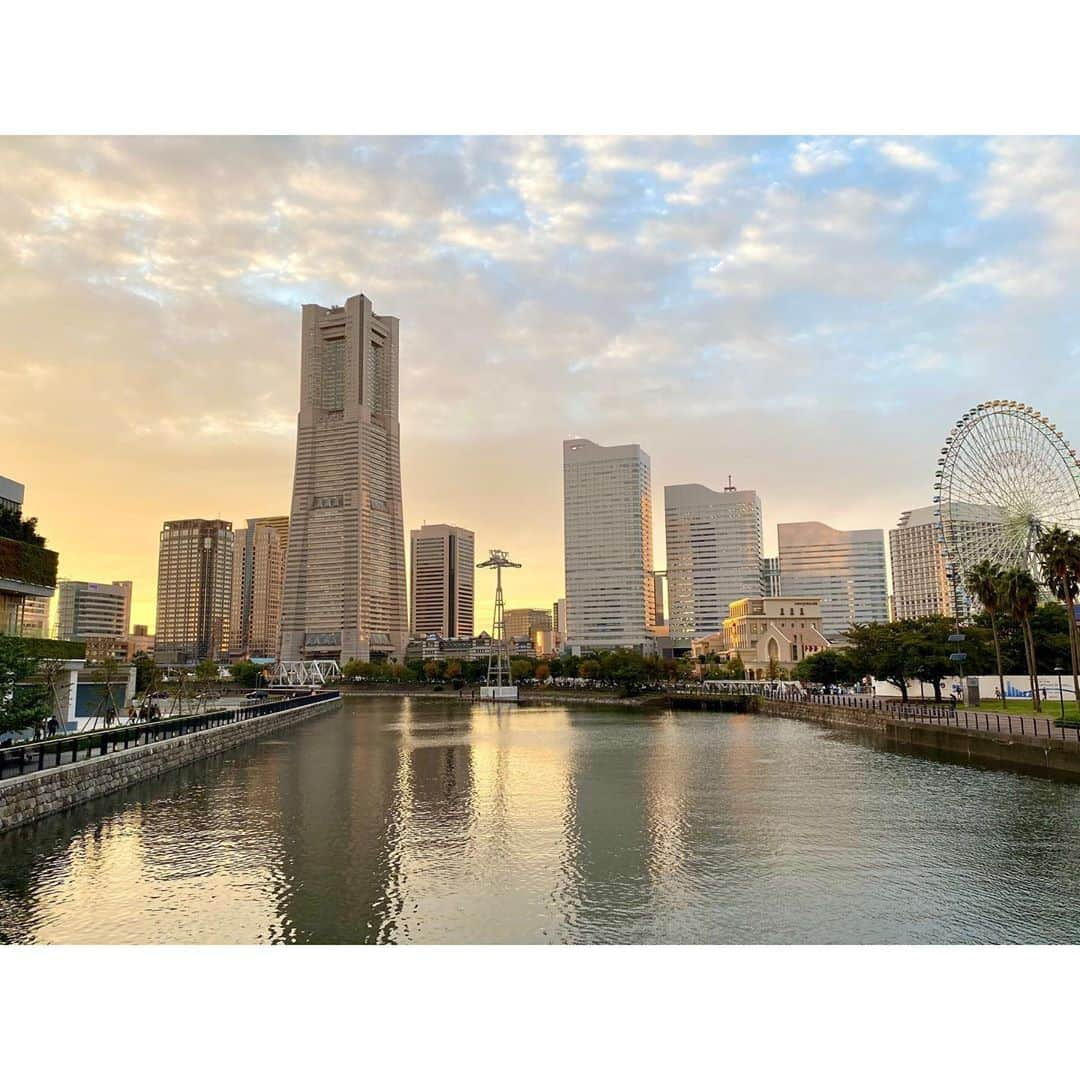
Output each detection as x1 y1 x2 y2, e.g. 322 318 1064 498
1 135 1078 630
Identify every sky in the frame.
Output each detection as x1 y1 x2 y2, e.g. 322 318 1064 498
2 135 1080 633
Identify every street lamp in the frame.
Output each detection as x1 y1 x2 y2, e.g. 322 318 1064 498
1054 666 1065 721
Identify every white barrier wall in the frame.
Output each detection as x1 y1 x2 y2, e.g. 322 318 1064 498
872 675 1077 702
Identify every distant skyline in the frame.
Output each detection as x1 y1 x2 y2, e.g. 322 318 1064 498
2 135 1079 631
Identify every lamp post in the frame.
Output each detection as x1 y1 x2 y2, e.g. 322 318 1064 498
1055 666 1065 721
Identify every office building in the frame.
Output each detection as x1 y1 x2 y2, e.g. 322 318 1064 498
553 599 567 637
762 556 781 597
652 572 667 629
777 521 888 641
155 519 233 665
410 523 475 639
230 518 286 660
664 482 763 636
127 624 155 660
503 607 552 643
889 503 1004 621
21 595 51 638
56 580 132 641
563 438 655 653
281 294 408 664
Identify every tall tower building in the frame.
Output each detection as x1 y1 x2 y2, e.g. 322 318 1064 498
230 518 286 660
562 438 655 654
281 294 408 664
761 556 781 597
664 482 763 636
777 521 888 641
56 579 132 641
503 608 553 642
409 523 475 639
155 519 233 664
889 503 1004 621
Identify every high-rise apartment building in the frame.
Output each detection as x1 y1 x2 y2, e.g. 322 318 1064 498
889 503 1004 621
409 523 475 639
281 294 408 664
155 519 233 665
664 482 763 636
56 579 132 641
777 521 888 641
503 608 552 642
563 438 655 653
230 518 286 660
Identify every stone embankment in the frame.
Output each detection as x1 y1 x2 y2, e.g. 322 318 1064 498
0 695 341 833
759 698 1080 778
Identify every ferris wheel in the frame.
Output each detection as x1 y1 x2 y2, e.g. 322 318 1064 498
934 400 1080 582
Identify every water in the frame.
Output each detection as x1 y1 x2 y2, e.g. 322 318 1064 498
2 696 1080 944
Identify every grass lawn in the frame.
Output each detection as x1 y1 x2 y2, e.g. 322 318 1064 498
959 698 1080 720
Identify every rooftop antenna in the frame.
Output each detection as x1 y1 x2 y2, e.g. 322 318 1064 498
724 475 736 492
477 549 521 693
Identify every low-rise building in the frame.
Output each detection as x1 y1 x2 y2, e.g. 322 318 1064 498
694 596 830 678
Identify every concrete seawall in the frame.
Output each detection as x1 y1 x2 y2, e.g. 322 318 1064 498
0 696 342 833
760 698 1080 778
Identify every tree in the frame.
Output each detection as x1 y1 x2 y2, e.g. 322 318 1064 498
510 659 534 683
965 560 1009 708
579 659 600 682
534 662 550 682
0 635 49 739
132 650 156 694
1001 566 1042 711
792 648 857 687
229 660 266 688
844 622 919 702
907 615 962 703
444 660 462 681
1036 527 1080 708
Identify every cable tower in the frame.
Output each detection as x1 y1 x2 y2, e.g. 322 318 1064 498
477 549 521 693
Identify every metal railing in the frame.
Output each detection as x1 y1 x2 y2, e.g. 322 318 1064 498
758 689 1080 743
0 691 340 782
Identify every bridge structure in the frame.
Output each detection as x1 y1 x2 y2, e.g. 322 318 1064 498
271 659 342 688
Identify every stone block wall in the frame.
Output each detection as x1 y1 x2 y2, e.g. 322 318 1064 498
0 696 341 833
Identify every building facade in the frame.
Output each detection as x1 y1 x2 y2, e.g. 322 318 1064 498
56 579 132 642
155 519 233 665
664 482 763 637
0 475 58 638
761 556 781 598
281 294 408 664
777 521 888 641
503 607 552 643
230 518 286 660
889 503 1004 621
409 523 475 639
563 439 655 654
697 596 830 677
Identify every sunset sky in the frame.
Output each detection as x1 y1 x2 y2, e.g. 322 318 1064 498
3 135 1080 633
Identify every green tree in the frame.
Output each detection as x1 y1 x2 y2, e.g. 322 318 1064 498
844 621 919 702
444 660 463 681
965 560 1009 708
1001 566 1042 711
907 615 963 703
1036 527 1080 708
792 648 857 687
229 660 265 688
0 634 50 739
579 658 600 682
132 650 156 694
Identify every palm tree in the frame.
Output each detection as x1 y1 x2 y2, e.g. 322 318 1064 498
1001 566 1042 712
965 559 1008 708
1035 527 1080 710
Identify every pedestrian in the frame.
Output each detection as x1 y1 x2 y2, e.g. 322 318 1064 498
47 717 58 738
127 704 136 724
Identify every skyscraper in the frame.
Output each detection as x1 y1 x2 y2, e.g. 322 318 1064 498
155 519 233 664
563 438 655 653
664 482 763 636
777 521 888 641
409 523 475 638
56 579 132 641
281 294 408 664
230 518 286 660
503 607 553 642
889 503 1003 621
761 556 781 597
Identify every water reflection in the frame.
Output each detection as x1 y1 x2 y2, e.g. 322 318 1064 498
3 697 1080 944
